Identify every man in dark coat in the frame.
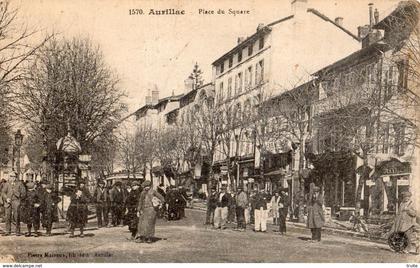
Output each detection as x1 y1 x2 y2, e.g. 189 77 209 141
178 186 188 219
67 182 90 238
40 184 60 236
1 172 26 236
205 188 218 225
110 181 125 226
125 181 141 239
278 189 290 235
166 186 182 221
307 185 324 242
23 182 41 237
93 180 110 228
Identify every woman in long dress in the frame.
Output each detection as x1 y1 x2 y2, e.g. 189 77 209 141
136 181 164 243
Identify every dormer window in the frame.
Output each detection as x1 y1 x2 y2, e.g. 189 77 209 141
238 50 242 63
220 62 224 74
229 57 233 68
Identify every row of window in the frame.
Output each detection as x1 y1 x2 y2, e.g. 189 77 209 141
318 122 407 156
217 60 264 102
323 60 408 96
217 36 265 75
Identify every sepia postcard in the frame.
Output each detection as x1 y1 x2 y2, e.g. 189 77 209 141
0 0 419 265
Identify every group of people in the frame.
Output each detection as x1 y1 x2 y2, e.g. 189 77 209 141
0 172 61 237
204 184 327 242
0 174 167 243
205 185 297 237
71 179 165 243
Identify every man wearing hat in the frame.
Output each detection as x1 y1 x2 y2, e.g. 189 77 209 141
278 188 290 235
307 184 324 242
213 185 232 230
1 172 26 236
110 181 125 227
205 187 218 225
254 189 269 232
23 182 41 237
67 181 90 238
125 181 141 239
391 191 419 254
93 180 110 228
40 184 61 236
235 186 248 231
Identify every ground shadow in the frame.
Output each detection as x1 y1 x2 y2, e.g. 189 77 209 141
297 236 312 241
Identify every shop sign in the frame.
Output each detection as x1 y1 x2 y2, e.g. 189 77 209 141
378 158 411 176
397 179 410 186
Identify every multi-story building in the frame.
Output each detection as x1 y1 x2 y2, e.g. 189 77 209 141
211 0 361 192
312 0 419 216
133 88 184 187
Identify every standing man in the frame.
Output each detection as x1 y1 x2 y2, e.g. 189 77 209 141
1 172 26 236
235 186 248 231
254 189 269 232
307 186 324 242
278 189 290 235
40 184 61 236
205 188 218 225
93 180 110 228
125 181 142 240
23 182 41 237
270 191 281 225
213 185 231 230
67 181 90 238
110 181 125 226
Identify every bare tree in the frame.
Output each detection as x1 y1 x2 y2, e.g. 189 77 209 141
14 37 126 181
314 1 419 214
0 1 52 169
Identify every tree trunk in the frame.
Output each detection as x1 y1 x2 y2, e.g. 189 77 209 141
355 152 369 215
297 139 306 223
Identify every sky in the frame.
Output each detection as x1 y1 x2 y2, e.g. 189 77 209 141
17 0 401 115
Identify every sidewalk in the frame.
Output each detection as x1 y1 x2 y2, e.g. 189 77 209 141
189 200 387 244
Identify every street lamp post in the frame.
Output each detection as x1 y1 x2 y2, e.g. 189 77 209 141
14 130 23 180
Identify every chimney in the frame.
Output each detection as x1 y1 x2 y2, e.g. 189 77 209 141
256 23 265 31
334 17 343 27
369 3 374 28
374 8 379 24
145 89 152 105
358 25 370 40
151 88 159 105
184 78 194 92
237 37 245 44
291 0 308 18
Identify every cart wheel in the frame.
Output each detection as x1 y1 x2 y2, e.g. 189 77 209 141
388 232 409 252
